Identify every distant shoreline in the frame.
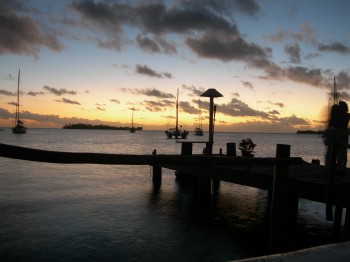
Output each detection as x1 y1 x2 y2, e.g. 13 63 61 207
297 129 350 135
296 130 324 134
63 123 143 131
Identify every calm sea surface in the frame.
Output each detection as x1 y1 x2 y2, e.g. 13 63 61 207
0 129 342 261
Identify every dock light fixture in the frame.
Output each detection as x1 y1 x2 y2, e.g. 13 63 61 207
200 88 223 155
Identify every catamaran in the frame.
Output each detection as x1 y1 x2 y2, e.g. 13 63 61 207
165 89 189 139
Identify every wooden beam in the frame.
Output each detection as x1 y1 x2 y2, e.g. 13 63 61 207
0 143 302 166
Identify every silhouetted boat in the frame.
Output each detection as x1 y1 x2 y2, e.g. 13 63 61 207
130 107 136 133
12 70 27 134
193 99 203 136
165 89 189 139
193 127 203 136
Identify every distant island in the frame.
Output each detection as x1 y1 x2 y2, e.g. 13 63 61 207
63 123 143 131
296 130 325 134
297 129 350 135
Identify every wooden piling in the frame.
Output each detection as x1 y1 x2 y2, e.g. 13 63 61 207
198 176 212 199
205 142 213 155
226 143 236 156
152 150 162 185
269 144 291 253
181 142 193 155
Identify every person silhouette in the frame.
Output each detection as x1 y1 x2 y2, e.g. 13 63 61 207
324 101 349 175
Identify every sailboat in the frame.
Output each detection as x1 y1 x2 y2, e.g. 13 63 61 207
193 99 204 136
129 107 136 133
165 89 189 139
12 70 27 134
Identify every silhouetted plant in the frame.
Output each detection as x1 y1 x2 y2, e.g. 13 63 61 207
239 138 256 157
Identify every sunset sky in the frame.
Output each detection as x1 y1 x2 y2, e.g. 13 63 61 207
1 0 350 132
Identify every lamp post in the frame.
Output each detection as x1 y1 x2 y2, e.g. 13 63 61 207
200 88 223 155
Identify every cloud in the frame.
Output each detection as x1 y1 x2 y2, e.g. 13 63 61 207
284 66 325 87
335 70 350 90
96 107 105 111
110 99 120 104
27 91 45 96
56 98 81 105
268 110 280 115
327 71 350 100
284 43 301 63
136 34 177 54
1 73 16 81
182 84 205 96
276 114 310 126
263 23 317 44
291 23 317 44
0 90 15 96
233 0 260 16
179 101 197 114
69 1 338 90
304 53 320 60
43 86 77 96
318 42 350 55
262 29 289 42
186 32 270 64
143 99 174 112
219 98 270 118
336 91 350 101
122 87 175 99
180 0 261 17
0 107 12 119
71 1 241 51
268 101 285 108
135 64 173 78
0 1 63 57
241 81 254 90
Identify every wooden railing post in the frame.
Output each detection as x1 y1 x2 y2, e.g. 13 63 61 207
226 143 236 156
269 144 290 253
181 142 193 155
152 149 162 185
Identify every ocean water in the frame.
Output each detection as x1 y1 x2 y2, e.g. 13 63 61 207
0 129 340 261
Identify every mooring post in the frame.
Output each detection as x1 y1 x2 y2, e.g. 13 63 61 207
181 142 193 155
199 142 212 198
198 176 212 200
269 144 291 253
175 142 194 182
226 143 236 156
152 149 162 185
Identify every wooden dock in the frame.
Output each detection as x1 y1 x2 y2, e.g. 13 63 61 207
1 141 350 253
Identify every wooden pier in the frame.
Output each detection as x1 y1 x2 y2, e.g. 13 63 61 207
1 141 350 253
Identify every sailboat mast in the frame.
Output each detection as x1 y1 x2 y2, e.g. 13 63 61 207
333 76 337 105
176 89 179 131
131 107 134 128
16 69 20 123
198 99 202 128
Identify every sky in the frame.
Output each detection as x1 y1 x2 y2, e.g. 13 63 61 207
1 0 350 133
